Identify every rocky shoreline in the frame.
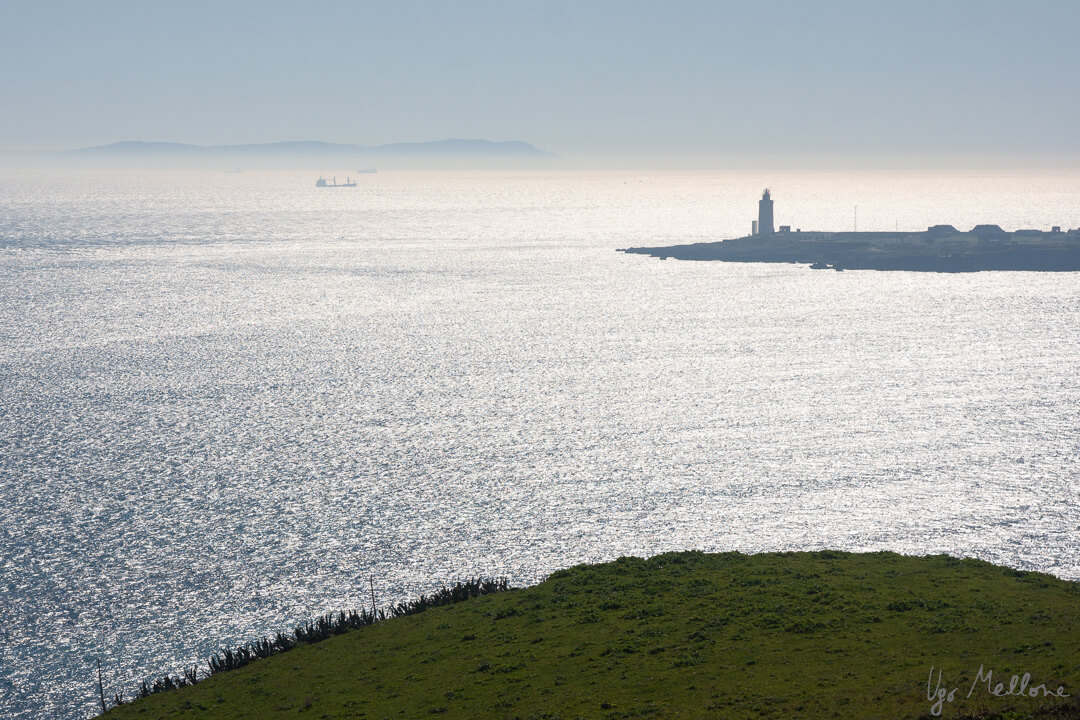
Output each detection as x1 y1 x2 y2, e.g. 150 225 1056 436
621 227 1080 272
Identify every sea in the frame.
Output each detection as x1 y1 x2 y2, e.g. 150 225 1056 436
1 168 1078 719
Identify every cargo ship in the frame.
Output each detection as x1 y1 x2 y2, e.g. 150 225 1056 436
315 176 357 188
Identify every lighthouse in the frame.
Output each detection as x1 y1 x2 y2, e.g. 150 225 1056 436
757 188 774 236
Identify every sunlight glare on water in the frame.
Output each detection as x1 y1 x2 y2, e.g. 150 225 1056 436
1 169 1079 719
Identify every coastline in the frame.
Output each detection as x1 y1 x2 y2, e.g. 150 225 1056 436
621 228 1080 272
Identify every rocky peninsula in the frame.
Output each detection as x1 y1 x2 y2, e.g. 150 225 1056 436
622 191 1080 272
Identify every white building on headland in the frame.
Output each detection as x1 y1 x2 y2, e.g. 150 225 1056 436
755 189 774 236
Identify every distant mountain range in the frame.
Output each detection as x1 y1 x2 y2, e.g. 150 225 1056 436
70 139 549 158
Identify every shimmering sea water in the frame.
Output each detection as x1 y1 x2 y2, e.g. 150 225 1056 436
1 169 1079 719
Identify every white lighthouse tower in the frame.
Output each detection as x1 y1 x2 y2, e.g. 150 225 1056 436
757 188 774 236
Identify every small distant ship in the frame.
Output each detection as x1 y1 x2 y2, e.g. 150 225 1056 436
356 168 377 174
223 169 242 174
316 176 357 188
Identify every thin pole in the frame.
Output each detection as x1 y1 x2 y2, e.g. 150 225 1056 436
854 205 858 232
369 575 377 619
96 659 107 714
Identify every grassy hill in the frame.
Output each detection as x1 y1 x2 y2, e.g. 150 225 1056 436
103 551 1080 720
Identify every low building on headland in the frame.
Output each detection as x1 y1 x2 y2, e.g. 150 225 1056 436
972 224 1008 238
746 190 1074 245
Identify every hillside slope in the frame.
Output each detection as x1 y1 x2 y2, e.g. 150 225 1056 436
104 551 1080 719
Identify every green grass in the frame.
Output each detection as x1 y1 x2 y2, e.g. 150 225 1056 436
104 551 1080 720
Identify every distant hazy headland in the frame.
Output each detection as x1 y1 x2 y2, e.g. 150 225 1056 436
4 139 552 169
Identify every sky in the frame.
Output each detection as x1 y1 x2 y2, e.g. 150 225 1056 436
2 0 1079 162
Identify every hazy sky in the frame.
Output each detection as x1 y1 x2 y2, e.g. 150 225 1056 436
2 0 1079 160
